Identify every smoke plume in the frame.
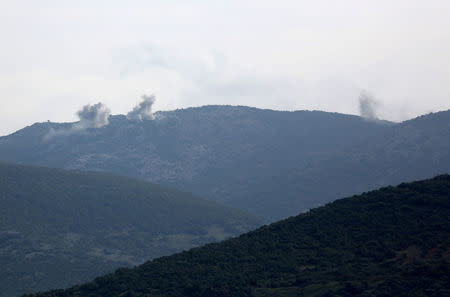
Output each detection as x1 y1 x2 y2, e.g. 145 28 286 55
44 102 111 140
75 102 111 128
127 95 156 121
358 91 380 120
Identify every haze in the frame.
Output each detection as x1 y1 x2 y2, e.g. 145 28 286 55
1 0 449 136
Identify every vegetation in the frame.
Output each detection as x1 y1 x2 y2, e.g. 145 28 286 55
1 106 448 221
26 175 450 297
0 162 261 297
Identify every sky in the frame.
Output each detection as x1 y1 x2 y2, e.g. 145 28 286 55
1 0 449 136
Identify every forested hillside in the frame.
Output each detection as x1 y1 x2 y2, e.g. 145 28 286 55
0 162 261 297
1 106 448 221
27 175 450 297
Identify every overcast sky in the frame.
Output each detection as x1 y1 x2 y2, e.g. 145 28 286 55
1 0 449 136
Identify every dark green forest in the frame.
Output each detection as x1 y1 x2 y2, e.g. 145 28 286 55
0 162 261 297
27 175 450 297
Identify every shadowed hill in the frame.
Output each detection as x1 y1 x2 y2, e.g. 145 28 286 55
0 106 448 220
26 175 450 297
0 162 262 297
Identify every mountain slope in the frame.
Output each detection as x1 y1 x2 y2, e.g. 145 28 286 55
0 106 449 220
0 162 261 297
27 175 450 297
240 109 450 219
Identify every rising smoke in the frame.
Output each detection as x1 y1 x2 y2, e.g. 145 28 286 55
75 102 111 129
44 102 111 140
44 94 158 141
127 95 156 121
358 91 380 121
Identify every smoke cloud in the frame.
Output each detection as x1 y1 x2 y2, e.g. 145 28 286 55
75 102 111 128
358 91 380 120
127 95 156 121
44 102 111 140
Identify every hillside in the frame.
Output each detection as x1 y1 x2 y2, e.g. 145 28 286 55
0 106 449 220
26 175 450 297
0 162 261 297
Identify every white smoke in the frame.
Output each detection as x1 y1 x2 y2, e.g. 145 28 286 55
358 91 380 121
127 95 156 121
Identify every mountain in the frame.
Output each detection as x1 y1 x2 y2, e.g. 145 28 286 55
0 162 261 297
0 106 449 220
26 175 450 297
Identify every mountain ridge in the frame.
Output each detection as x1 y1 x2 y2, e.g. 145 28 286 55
0 161 261 297
0 106 448 220
25 175 450 297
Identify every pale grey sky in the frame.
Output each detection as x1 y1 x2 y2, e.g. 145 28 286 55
1 0 449 135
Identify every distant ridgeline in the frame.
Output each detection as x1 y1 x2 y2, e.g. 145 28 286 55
0 162 262 297
26 175 450 297
0 106 449 221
